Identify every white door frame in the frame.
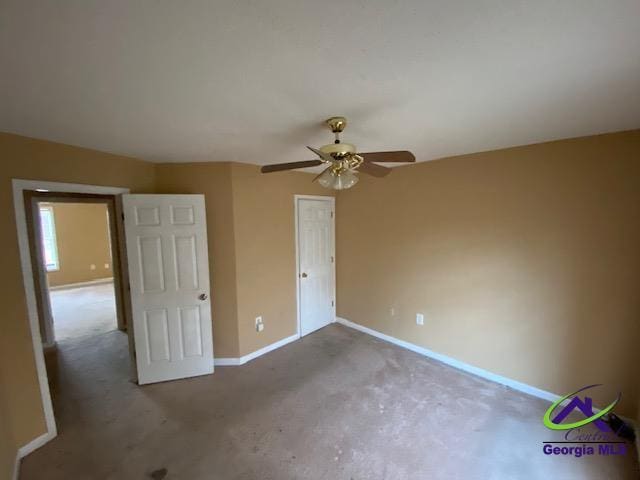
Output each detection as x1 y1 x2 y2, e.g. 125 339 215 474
12 179 129 456
294 194 336 338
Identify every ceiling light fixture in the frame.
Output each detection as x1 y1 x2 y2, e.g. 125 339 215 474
317 166 359 190
260 116 416 189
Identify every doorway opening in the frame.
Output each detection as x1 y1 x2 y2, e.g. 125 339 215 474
14 181 214 457
22 189 135 435
38 201 118 343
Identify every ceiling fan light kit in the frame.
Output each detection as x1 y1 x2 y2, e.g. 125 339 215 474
317 166 359 190
260 116 416 190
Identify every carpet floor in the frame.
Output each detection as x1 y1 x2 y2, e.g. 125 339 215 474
50 281 117 341
23 286 638 479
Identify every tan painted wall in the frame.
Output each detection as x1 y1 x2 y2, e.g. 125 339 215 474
336 130 640 417
3 128 638 465
46 203 112 287
0 133 155 454
230 163 332 356
156 162 333 357
155 162 240 357
0 366 16 480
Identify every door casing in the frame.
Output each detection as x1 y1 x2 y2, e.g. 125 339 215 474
24 191 130 347
12 179 130 453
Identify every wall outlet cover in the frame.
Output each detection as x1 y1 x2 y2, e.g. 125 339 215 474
416 313 424 326
90 264 96 270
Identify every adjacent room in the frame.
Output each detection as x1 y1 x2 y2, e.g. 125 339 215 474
40 202 116 340
1 1 639 479
30 199 129 420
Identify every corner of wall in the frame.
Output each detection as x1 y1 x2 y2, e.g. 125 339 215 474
154 161 241 358
224 163 242 359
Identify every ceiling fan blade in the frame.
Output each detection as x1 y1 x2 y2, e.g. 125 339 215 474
357 161 391 178
306 146 335 163
261 160 323 173
359 151 415 163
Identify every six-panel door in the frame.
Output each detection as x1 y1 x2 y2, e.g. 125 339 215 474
298 198 335 336
123 194 213 385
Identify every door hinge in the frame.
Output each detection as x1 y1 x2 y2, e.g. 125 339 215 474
331 300 334 307
121 212 125 221
330 211 334 218
330 256 334 263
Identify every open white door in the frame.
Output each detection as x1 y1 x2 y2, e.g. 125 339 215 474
123 194 213 385
296 196 336 337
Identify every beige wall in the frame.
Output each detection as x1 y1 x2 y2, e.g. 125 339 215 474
336 130 640 417
230 163 332 356
3 128 639 467
0 133 156 457
156 162 332 357
155 162 240 357
0 366 16 480
46 203 112 287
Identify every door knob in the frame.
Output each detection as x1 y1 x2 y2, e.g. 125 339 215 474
301 272 308 278
199 293 208 301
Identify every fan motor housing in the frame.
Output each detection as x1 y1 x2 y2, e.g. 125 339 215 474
319 142 356 158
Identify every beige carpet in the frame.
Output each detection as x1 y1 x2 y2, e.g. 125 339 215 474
24 285 638 479
49 282 117 341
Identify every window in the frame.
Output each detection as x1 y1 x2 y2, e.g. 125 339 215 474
39 205 59 271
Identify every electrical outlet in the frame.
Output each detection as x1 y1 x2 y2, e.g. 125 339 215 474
390 307 395 316
416 313 424 326
255 316 264 332
90 264 96 271
104 263 110 269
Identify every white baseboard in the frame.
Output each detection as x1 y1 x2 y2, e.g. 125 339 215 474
48 277 113 291
18 431 55 459
337 317 640 433
214 357 242 366
12 430 56 479
335 317 561 403
12 451 20 480
214 333 299 367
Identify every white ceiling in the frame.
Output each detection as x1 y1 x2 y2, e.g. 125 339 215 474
1 1 639 166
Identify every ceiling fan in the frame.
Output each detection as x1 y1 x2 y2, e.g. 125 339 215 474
260 117 415 190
